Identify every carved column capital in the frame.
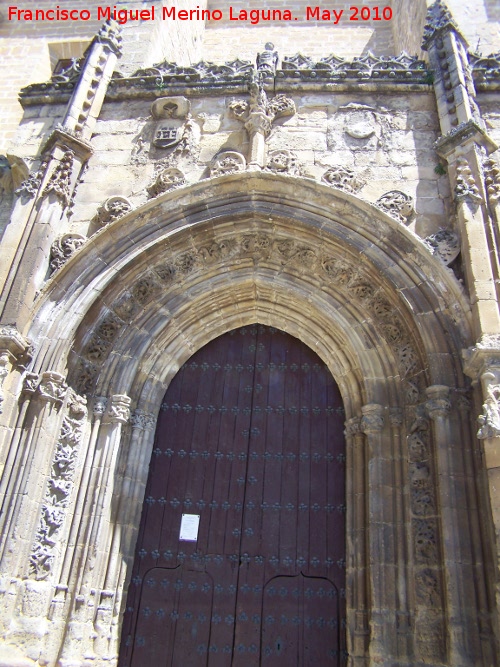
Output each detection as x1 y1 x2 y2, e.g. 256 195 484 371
38 371 68 405
93 397 108 417
425 385 451 420
389 408 404 429
0 325 30 360
360 403 384 434
130 410 156 431
106 394 131 424
22 372 40 395
345 416 362 437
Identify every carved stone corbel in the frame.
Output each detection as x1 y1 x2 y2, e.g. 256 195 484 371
210 151 246 177
50 234 86 273
375 190 415 224
94 196 132 226
322 166 363 193
147 168 186 198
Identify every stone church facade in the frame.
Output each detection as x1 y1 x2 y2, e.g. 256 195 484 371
0 0 500 665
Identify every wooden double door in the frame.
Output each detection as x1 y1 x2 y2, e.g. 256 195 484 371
119 325 346 665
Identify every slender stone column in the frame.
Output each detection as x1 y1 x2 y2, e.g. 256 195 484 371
389 408 412 656
0 372 67 574
81 395 131 594
230 69 295 171
345 416 369 665
360 403 395 662
102 409 157 660
463 344 500 652
59 397 107 588
425 385 481 665
104 410 156 591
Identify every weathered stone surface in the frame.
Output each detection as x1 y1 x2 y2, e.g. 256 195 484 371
0 4 499 667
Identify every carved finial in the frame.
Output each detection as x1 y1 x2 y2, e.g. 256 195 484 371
257 42 279 78
422 0 464 51
94 19 123 56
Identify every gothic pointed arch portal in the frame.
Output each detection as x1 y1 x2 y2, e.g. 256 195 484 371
1 173 493 666
118 324 346 665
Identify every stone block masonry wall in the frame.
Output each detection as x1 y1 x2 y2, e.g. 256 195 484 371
204 0 395 62
0 0 207 151
0 0 100 152
390 0 428 58
65 89 449 243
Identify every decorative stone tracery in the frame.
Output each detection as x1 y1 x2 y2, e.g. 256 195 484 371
94 196 132 226
72 224 425 396
375 190 414 223
321 166 363 193
210 151 246 177
30 389 87 580
50 234 86 273
147 168 186 198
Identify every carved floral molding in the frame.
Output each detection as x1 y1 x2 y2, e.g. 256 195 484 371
73 232 422 395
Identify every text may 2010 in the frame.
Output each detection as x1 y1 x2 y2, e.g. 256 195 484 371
7 5 393 25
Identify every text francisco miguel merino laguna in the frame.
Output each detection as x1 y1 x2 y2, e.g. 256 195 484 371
8 5 393 25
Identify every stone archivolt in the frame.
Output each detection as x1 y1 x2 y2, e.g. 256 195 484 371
4 171 475 666
72 225 424 395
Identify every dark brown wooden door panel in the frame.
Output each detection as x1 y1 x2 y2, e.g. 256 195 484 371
119 325 346 665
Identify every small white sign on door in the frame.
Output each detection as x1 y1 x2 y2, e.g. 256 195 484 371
179 513 200 542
